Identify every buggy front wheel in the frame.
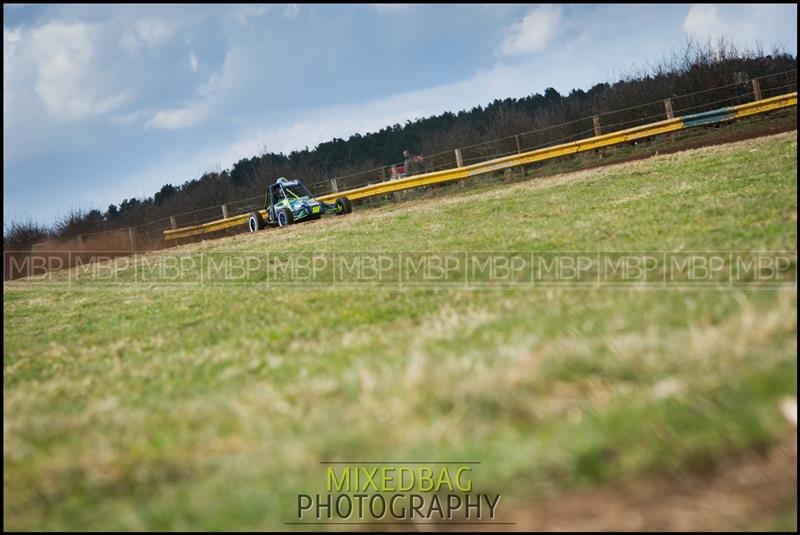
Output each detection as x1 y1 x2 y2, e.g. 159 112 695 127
335 197 352 215
277 207 294 227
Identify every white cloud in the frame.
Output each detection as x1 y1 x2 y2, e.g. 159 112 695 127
4 27 24 135
109 109 152 126
4 27 21 65
145 43 247 130
136 19 173 47
25 22 129 121
497 5 564 56
145 103 209 129
682 4 719 37
188 50 198 71
682 4 797 50
120 19 174 54
145 76 217 130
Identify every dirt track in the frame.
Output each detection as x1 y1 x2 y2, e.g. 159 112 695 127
386 432 797 532
499 432 797 531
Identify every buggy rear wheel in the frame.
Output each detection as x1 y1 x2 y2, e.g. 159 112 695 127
248 211 265 233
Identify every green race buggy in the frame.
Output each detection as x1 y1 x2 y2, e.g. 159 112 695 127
247 177 352 232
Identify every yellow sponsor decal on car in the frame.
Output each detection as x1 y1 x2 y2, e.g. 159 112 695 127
312 205 321 213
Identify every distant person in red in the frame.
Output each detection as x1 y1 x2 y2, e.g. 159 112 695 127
403 149 425 176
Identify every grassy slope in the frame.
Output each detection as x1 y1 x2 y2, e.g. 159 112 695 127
4 132 798 530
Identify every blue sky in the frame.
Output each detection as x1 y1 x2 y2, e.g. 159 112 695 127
3 4 797 227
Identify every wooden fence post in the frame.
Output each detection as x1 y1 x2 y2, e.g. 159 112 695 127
221 204 229 219
664 98 677 142
170 216 177 229
391 165 398 180
751 79 762 101
454 148 464 168
592 115 602 137
330 177 339 193
664 98 674 119
515 134 522 153
128 228 135 251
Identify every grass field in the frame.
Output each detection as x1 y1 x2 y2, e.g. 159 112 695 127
4 132 797 530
